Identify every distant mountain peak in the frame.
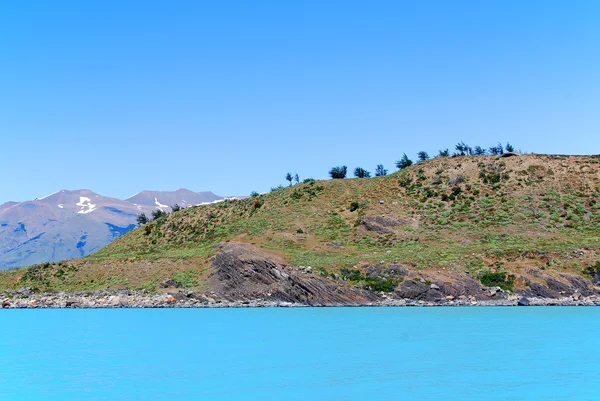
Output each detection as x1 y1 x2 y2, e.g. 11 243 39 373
0 188 224 269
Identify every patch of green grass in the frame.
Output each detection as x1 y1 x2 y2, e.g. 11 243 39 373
172 270 200 288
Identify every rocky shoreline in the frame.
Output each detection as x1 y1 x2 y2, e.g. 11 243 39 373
2 289 600 309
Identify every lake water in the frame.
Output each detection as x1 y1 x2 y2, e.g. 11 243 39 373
0 307 598 400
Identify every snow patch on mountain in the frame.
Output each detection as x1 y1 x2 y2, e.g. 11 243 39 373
76 197 97 214
154 198 169 210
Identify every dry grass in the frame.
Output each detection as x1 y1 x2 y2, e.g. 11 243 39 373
2 154 599 292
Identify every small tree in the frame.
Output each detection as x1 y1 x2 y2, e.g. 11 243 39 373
438 149 450 157
250 191 259 197
489 143 504 156
473 146 486 156
285 172 293 186
417 151 429 162
329 166 347 179
505 142 515 152
375 164 388 177
171 204 181 212
354 167 371 178
136 213 148 226
294 173 300 184
396 154 413 170
455 141 471 156
151 209 167 220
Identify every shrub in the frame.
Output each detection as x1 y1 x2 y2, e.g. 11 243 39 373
398 175 413 188
473 146 486 156
349 201 360 212
250 191 260 197
455 142 471 156
136 213 148 226
151 209 167 220
329 166 347 179
171 204 181 212
375 165 388 176
585 261 600 278
144 225 152 235
291 181 324 200
396 154 413 170
438 149 450 157
479 270 515 291
303 178 315 183
253 200 262 209
340 268 364 282
363 277 401 292
489 143 504 156
354 167 371 178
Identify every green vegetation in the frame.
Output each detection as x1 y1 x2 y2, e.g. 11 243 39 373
585 261 600 278
479 270 515 292
339 268 402 292
172 270 200 288
396 154 413 170
354 167 371 178
1 153 599 294
375 165 388 177
329 166 347 179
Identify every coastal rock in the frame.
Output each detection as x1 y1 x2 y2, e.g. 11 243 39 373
396 280 428 299
209 242 380 306
561 274 597 296
518 297 530 306
527 282 559 299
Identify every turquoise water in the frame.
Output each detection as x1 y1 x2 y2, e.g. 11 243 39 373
1 307 599 400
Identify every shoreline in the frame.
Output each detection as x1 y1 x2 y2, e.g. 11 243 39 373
2 290 600 308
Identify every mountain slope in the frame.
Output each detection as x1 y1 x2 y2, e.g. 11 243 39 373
125 189 221 211
1 154 599 302
0 189 223 269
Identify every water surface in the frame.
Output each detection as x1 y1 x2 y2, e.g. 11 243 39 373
0 307 598 400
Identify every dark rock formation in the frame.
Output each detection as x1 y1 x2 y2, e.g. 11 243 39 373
209 243 380 306
527 282 560 298
361 216 400 234
396 279 428 299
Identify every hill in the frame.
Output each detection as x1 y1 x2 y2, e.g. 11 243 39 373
1 154 599 304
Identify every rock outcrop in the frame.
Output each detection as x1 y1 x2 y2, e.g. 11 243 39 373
209 243 380 306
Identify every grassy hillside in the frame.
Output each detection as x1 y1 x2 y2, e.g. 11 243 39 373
2 154 599 293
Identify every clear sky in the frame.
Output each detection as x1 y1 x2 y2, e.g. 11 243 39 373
2 0 599 203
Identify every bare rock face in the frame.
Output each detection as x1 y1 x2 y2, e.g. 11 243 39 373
361 216 400 234
561 274 597 296
209 243 380 306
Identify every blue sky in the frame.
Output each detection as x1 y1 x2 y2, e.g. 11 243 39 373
2 0 599 203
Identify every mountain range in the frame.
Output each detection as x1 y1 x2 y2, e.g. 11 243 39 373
0 189 222 270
